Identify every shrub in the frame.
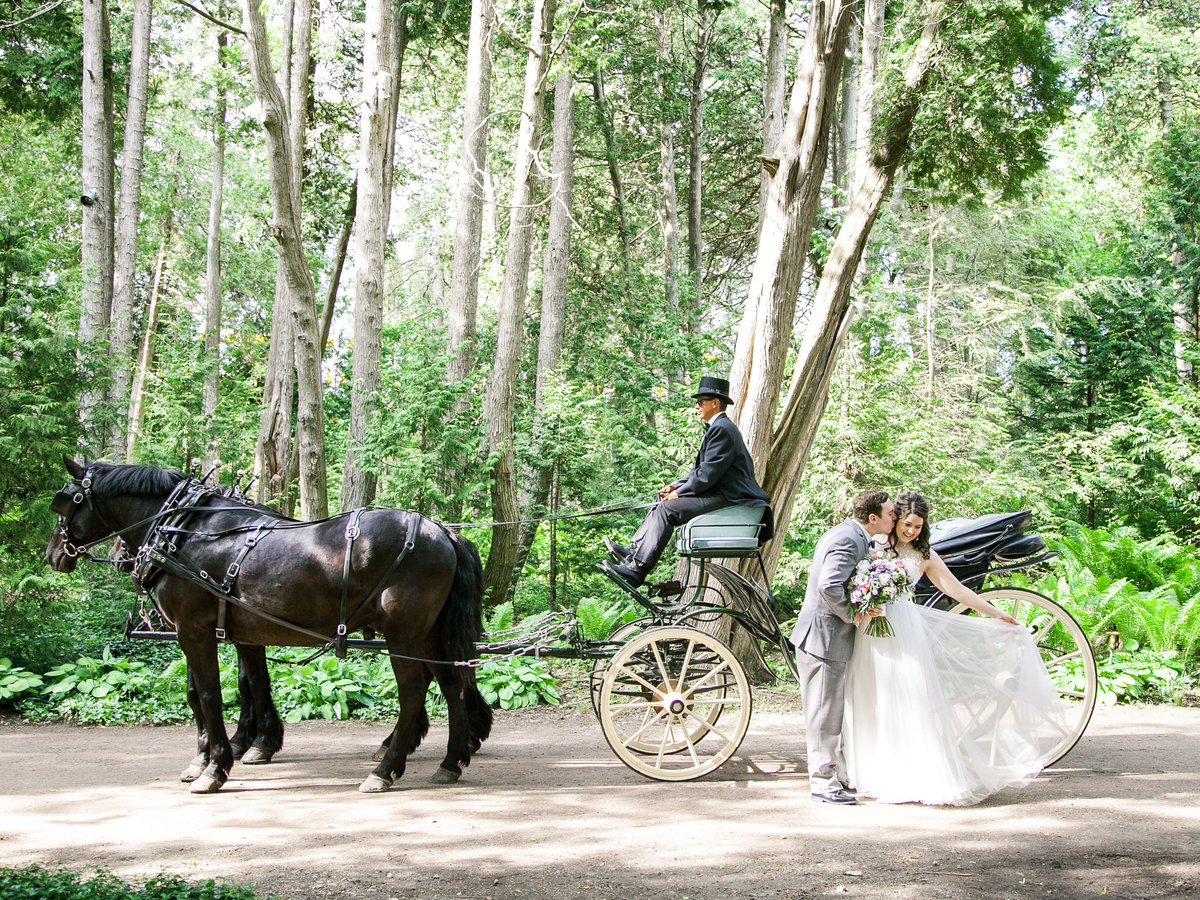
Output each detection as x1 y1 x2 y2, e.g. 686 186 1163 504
0 865 268 899
0 657 43 704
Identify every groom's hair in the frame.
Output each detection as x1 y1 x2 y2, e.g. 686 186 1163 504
852 490 890 524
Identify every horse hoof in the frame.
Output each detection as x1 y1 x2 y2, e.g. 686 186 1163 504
430 767 461 785
179 763 205 783
358 774 393 793
241 747 274 765
188 772 226 794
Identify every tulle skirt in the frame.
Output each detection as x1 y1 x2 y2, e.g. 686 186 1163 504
844 600 1071 806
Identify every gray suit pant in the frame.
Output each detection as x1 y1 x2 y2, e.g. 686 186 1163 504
795 647 849 793
627 494 728 572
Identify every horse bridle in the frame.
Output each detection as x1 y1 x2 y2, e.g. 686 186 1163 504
53 468 189 565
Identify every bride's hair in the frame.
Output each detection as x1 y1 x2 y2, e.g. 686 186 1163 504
891 491 932 559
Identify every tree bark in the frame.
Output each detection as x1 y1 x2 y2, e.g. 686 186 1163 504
481 0 558 604
855 0 884 190
107 0 153 461
837 23 857 198
730 0 857 471
758 0 789 234
760 2 945 576
446 0 497 388
515 66 575 586
127 229 171 462
241 0 328 519
655 11 680 315
341 0 394 512
202 29 228 472
686 0 712 302
591 69 632 283
79 0 114 447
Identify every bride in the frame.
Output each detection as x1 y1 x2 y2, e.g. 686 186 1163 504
844 491 1071 806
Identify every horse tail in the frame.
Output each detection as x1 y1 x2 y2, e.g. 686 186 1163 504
439 529 493 745
440 529 485 662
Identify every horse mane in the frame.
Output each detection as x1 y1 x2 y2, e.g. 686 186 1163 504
91 462 187 497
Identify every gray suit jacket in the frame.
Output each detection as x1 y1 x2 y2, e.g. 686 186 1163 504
789 519 870 662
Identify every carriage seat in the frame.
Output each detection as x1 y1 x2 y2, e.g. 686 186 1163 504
676 505 765 558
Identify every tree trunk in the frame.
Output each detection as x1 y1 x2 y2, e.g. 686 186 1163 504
686 0 712 305
655 11 680 315
480 0 558 605
79 0 114 447
591 69 632 283
446 0 497 388
127 230 171 461
241 0 328 519
107 0 153 461
202 29 228 472
837 23 857 198
320 183 356 353
515 66 575 585
758 0 788 233
730 0 857 471
341 0 394 512
856 0 884 190
760 2 945 576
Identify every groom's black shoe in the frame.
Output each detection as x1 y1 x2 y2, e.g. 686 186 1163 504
604 536 631 563
812 788 858 805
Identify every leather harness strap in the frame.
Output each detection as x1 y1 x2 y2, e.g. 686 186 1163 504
335 508 365 658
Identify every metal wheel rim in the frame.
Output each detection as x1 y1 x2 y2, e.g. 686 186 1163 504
955 587 1097 765
598 626 752 781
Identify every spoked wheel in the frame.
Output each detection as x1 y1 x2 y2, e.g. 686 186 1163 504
598 626 751 781
589 617 653 717
954 587 1097 765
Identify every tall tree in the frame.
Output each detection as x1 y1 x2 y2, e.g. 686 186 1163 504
107 0 154 461
202 28 229 471
481 0 558 603
445 0 497 390
240 0 328 518
78 0 114 447
341 0 395 511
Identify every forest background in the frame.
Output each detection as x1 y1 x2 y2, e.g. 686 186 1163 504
3 0 1200 718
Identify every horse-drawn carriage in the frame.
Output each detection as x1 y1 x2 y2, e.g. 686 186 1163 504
46 458 1096 790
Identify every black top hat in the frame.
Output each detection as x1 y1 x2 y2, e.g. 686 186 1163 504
692 376 732 404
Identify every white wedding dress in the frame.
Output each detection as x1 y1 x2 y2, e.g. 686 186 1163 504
844 549 1071 806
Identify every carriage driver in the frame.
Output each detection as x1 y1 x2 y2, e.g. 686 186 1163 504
601 376 774 588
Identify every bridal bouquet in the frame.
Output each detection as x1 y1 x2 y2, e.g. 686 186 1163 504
847 555 912 638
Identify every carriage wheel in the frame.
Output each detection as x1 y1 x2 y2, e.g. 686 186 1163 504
591 617 731 752
955 587 1097 765
589 618 654 717
598 626 751 781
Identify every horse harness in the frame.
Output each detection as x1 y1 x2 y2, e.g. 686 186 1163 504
65 472 421 655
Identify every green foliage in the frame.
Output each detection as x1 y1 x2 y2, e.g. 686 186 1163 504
1050 650 1192 706
476 658 560 710
573 595 640 642
269 653 380 723
901 0 1071 202
0 656 43 703
1009 525 1200 664
0 866 268 900
44 647 152 700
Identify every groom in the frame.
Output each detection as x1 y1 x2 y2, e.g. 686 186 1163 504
791 489 895 804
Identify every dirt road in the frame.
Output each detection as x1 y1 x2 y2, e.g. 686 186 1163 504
1 694 1197 900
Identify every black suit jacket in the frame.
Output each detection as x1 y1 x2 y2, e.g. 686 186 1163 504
673 414 774 542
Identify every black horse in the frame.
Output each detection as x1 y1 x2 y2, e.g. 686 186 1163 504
46 456 492 794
